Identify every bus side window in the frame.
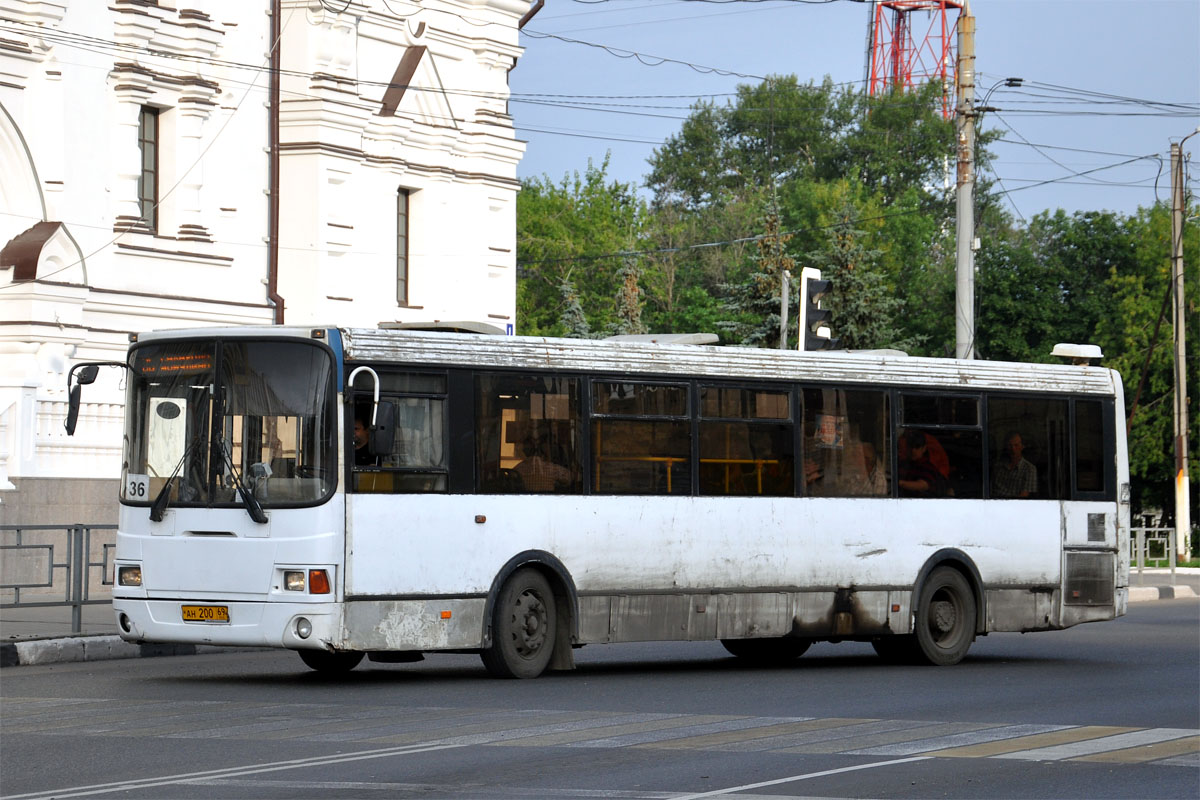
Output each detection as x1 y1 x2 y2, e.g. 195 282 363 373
698 386 793 497
987 396 1069 499
593 382 690 495
476 374 582 494
1073 400 1106 494
898 393 983 499
352 372 448 493
802 388 890 498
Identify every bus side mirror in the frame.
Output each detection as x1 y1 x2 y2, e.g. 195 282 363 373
369 401 395 457
65 365 100 436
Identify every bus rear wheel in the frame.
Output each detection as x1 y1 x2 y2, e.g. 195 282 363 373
298 649 364 673
481 568 556 679
720 637 810 664
913 566 976 666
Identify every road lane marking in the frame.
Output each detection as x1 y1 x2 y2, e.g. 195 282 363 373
1072 734 1200 764
994 728 1199 761
926 726 1141 758
0 741 467 800
667 756 934 799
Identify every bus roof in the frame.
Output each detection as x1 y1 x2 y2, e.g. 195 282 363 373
130 326 1119 396
338 328 1121 396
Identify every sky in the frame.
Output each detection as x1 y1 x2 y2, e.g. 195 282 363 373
509 0 1200 220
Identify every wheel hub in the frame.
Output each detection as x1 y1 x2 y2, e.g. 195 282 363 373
515 591 546 653
931 599 957 634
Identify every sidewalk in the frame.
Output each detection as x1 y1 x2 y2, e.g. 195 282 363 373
3 569 1196 668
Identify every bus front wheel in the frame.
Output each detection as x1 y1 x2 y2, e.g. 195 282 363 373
298 649 364 673
481 568 557 679
913 567 976 666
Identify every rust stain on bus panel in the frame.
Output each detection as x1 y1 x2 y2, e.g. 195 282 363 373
790 588 893 638
343 599 485 651
986 588 1059 632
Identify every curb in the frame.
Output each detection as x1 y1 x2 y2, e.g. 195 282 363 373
1128 584 1198 603
0 636 253 669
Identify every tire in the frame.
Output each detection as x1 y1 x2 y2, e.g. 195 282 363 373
297 649 364 673
720 637 811 664
871 635 919 664
912 566 976 666
481 568 557 679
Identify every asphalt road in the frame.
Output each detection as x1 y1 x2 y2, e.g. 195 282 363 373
1 599 1197 800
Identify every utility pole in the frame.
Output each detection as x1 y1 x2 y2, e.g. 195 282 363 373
1170 139 1192 561
954 1 976 360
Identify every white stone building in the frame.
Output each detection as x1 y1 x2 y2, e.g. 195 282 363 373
0 0 531 523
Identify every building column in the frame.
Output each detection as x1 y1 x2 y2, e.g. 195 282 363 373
110 85 153 231
175 96 215 242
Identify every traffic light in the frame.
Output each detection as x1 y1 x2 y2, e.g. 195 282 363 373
798 267 838 351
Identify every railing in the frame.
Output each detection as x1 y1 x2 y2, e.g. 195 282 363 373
0 525 117 633
1130 526 1177 581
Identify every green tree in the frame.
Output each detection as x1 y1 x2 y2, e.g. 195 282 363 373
1094 204 1199 515
516 158 645 336
612 255 647 336
808 193 914 351
721 210 796 347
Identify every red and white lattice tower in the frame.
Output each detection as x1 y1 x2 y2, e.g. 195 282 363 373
865 1 963 119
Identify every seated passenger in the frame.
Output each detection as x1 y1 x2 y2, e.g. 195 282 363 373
992 431 1037 498
898 430 949 497
353 414 377 467
514 437 570 492
844 440 887 497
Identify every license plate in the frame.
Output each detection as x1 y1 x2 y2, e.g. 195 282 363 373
181 605 229 623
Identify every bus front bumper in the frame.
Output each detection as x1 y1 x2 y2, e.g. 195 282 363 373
111 598 343 650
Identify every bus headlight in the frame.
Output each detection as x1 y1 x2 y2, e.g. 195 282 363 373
284 571 305 591
118 566 143 587
296 617 312 639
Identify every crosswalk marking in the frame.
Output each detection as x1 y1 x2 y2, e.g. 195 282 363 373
489 713 726 748
778 721 1004 755
847 723 1071 756
1073 735 1200 764
926 725 1141 758
4 697 1196 768
993 728 1198 761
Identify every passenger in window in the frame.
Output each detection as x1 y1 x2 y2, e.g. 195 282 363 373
898 430 949 497
353 414 376 467
845 440 887 496
992 431 1037 498
515 437 570 492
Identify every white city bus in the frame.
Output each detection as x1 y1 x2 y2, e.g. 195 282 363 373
70 326 1129 677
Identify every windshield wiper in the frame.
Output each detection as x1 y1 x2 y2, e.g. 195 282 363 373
149 434 203 522
216 438 268 524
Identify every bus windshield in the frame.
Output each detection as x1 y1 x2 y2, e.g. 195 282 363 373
122 339 337 510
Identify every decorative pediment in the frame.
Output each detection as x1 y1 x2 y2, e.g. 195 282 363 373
378 45 458 131
0 220 86 284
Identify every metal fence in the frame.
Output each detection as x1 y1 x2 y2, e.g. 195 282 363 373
1130 526 1177 579
1 525 118 633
